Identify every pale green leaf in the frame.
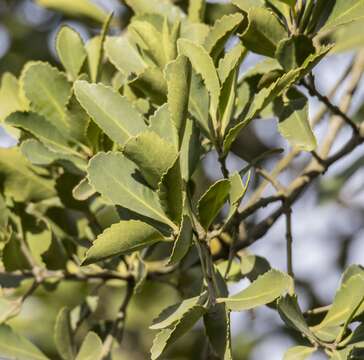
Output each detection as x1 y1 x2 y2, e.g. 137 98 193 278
204 13 244 60
105 36 147 76
232 0 264 12
151 305 206 359
283 346 316 360
74 80 147 146
54 308 74 360
313 275 364 334
320 0 364 33
218 43 246 85
21 62 71 133
123 131 178 189
223 45 332 153
56 26 86 80
218 269 293 311
87 152 176 230
149 104 179 148
165 55 191 146
180 22 210 46
0 324 49 360
72 178 95 201
150 296 201 330
20 139 87 172
0 147 56 202
75 332 102 360
178 39 220 127
83 220 164 265
124 0 185 22
277 89 317 151
167 215 193 266
198 179 231 230
241 7 287 57
188 0 205 22
0 73 28 123
36 0 108 22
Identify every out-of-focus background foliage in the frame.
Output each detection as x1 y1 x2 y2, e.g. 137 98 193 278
1 1 364 359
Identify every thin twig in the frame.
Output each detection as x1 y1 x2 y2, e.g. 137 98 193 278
285 205 294 278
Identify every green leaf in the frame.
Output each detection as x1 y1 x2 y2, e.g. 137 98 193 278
20 139 87 172
75 332 102 360
278 295 315 339
312 275 364 336
165 55 191 146
123 131 178 189
124 0 184 22
56 26 86 80
54 308 74 360
188 0 205 22
6 112 82 158
157 158 184 225
72 178 95 201
198 179 231 230
150 295 201 330
149 104 179 148
320 0 364 33
74 80 147 146
3 232 30 272
105 36 147 76
36 0 108 23
180 117 201 181
232 0 264 12
178 39 220 128
87 152 176 230
83 220 164 265
0 324 49 360
241 7 287 57
204 304 232 359
0 73 28 123
218 43 246 86
223 45 332 153
151 305 206 359
0 148 55 202
283 346 316 360
21 62 72 134
85 13 113 83
275 35 316 71
204 13 245 61
167 215 193 266
277 89 317 151
218 269 293 311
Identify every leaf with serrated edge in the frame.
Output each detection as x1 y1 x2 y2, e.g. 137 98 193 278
167 215 192 266
21 62 71 133
283 346 316 360
74 80 146 146
124 131 178 190
0 324 49 360
277 89 317 151
105 36 147 76
178 39 220 128
83 220 164 265
204 13 244 60
56 26 86 80
218 43 246 86
150 296 201 330
223 45 332 154
151 305 205 360
198 179 231 230
87 152 176 230
54 308 74 360
218 269 293 311
240 7 286 57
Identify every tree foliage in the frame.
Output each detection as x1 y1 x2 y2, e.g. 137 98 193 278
1 0 364 359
